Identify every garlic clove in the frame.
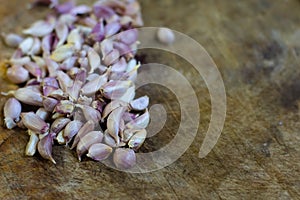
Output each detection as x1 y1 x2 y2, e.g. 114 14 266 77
71 120 95 149
37 132 56 164
63 120 83 145
102 100 128 119
50 117 71 134
36 107 50 121
107 106 126 144
104 21 121 38
21 112 49 134
76 131 103 161
50 44 74 62
126 109 150 130
54 100 75 115
128 129 147 150
6 65 29 84
129 95 149 111
102 80 132 99
113 148 136 169
4 98 22 129
103 49 119 66
25 131 39 156
2 33 24 48
87 143 112 161
13 87 43 106
87 48 101 74
23 16 56 37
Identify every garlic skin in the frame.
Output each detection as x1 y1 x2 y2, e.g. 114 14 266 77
6 65 30 84
4 98 22 129
113 148 136 169
76 131 103 161
87 143 112 161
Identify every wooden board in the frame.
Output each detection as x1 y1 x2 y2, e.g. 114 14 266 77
0 0 300 199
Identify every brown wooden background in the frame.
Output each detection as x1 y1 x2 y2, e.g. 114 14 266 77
0 0 300 199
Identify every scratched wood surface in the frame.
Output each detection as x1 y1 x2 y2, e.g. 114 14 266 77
1 0 300 199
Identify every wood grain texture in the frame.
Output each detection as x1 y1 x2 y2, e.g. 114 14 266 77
0 0 300 199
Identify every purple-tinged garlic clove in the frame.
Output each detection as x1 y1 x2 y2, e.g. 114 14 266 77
102 80 132 100
126 109 150 130
126 58 137 72
75 104 101 124
10 56 31 66
43 86 58 96
113 148 136 169
119 86 135 103
28 37 41 56
56 70 73 92
50 117 71 134
104 21 121 38
70 5 92 15
44 57 59 77
43 97 58 112
122 112 138 124
71 120 95 149
12 87 43 106
77 95 93 106
4 98 22 129
76 131 103 161
128 129 147 150
2 33 24 48
81 73 108 96
117 29 138 45
87 143 112 161
107 106 126 143
36 107 50 121
102 100 128 119
111 57 127 72
157 28 175 45
24 62 42 79
25 130 39 156
129 95 149 111
60 56 77 70
41 34 53 56
64 120 83 145
42 77 59 88
55 21 69 47
21 112 49 134
103 130 118 147
23 16 56 37
93 5 115 20
89 21 105 42
100 39 113 58
103 49 119 66
18 37 34 54
55 1 75 14
87 48 101 74
48 88 66 100
6 65 29 84
54 100 75 115
50 44 74 62
37 132 56 164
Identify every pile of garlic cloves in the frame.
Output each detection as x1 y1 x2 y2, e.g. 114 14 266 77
1 0 149 169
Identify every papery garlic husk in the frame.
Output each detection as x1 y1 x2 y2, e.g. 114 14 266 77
71 120 95 149
126 109 150 130
63 120 83 145
36 107 50 121
87 143 112 161
128 129 147 150
129 95 149 111
21 112 49 134
76 131 103 161
4 98 22 129
113 148 136 169
37 132 56 164
107 106 126 144
50 117 71 134
13 87 43 106
102 100 128 119
6 65 30 84
25 130 39 156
